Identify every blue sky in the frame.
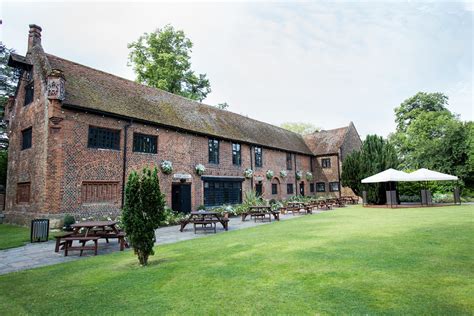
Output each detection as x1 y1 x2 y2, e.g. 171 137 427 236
1 1 472 137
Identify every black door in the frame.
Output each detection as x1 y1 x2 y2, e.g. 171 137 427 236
299 182 305 196
255 183 263 197
172 184 191 213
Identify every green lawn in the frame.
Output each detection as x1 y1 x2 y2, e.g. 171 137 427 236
0 205 473 315
0 224 30 250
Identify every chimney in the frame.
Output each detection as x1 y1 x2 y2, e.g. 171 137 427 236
28 24 42 51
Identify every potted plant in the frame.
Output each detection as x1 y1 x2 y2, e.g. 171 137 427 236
266 170 274 180
305 171 313 181
160 160 173 174
296 170 303 180
280 170 287 178
195 163 206 176
244 168 254 179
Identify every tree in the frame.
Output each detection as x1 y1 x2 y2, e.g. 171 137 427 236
122 167 166 266
280 122 320 135
394 92 449 133
390 92 473 190
341 135 399 204
0 42 19 149
128 25 211 102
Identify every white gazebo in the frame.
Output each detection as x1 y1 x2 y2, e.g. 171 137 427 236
361 168 460 207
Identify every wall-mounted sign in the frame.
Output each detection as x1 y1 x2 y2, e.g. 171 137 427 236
173 173 192 180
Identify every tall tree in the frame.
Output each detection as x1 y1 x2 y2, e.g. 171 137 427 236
128 25 211 102
0 42 19 149
122 167 166 266
280 122 320 135
390 92 473 189
341 135 399 204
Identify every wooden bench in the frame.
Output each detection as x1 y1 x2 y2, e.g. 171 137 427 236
64 236 100 256
251 212 271 222
55 232 75 252
193 220 217 233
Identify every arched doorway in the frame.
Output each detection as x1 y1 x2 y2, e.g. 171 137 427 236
271 177 281 199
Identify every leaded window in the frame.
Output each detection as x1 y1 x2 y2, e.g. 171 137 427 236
329 182 340 192
232 143 241 166
88 126 120 150
322 158 331 168
287 183 294 194
286 153 293 170
208 139 219 164
255 146 263 167
24 81 34 106
316 182 326 192
133 133 157 154
21 127 32 150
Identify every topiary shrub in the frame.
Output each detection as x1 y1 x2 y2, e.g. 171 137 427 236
122 167 166 266
63 214 75 231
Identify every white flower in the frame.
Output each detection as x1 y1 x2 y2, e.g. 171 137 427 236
266 170 274 179
280 170 288 178
244 168 254 178
195 164 206 175
305 171 313 181
160 160 173 174
296 170 303 180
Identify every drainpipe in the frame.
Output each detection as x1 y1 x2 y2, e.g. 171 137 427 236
121 120 132 207
336 153 342 198
250 145 254 189
294 153 297 196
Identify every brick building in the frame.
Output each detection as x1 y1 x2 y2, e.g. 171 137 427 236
4 25 361 225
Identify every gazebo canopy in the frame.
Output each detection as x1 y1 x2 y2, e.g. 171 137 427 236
361 168 410 183
406 168 458 181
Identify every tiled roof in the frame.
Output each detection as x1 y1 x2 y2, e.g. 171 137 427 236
303 126 349 155
46 54 313 155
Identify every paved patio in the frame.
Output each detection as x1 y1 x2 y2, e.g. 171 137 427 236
0 211 324 275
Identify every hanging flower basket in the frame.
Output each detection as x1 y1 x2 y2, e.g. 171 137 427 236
305 171 313 181
195 164 206 176
243 168 254 179
280 170 288 178
160 160 173 174
266 170 274 180
296 170 303 180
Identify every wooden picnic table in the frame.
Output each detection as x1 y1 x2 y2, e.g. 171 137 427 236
180 211 229 232
242 206 280 222
58 220 128 256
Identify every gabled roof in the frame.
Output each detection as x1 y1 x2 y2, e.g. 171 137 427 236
46 54 313 155
8 53 32 70
303 126 349 155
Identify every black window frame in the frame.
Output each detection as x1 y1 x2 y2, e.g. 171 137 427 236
24 77 34 106
232 143 241 166
203 178 242 207
21 127 32 150
272 183 278 195
87 126 121 150
208 138 220 164
255 146 263 168
310 183 315 193
310 157 314 172
329 182 340 192
133 133 158 154
316 182 326 192
322 158 331 168
287 183 294 194
286 153 293 170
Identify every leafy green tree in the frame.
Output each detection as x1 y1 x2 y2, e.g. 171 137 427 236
341 135 399 204
0 149 7 186
280 122 320 135
390 92 473 191
122 167 166 266
216 102 229 110
1 42 19 149
128 25 211 102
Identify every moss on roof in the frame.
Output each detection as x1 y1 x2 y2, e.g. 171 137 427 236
303 126 349 155
46 54 313 155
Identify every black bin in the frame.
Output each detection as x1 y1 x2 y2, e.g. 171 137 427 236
31 219 49 243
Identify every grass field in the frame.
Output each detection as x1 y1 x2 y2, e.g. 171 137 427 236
0 205 473 315
0 224 30 250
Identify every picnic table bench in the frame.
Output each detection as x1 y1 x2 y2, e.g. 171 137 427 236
241 206 280 222
180 211 229 233
64 236 100 256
